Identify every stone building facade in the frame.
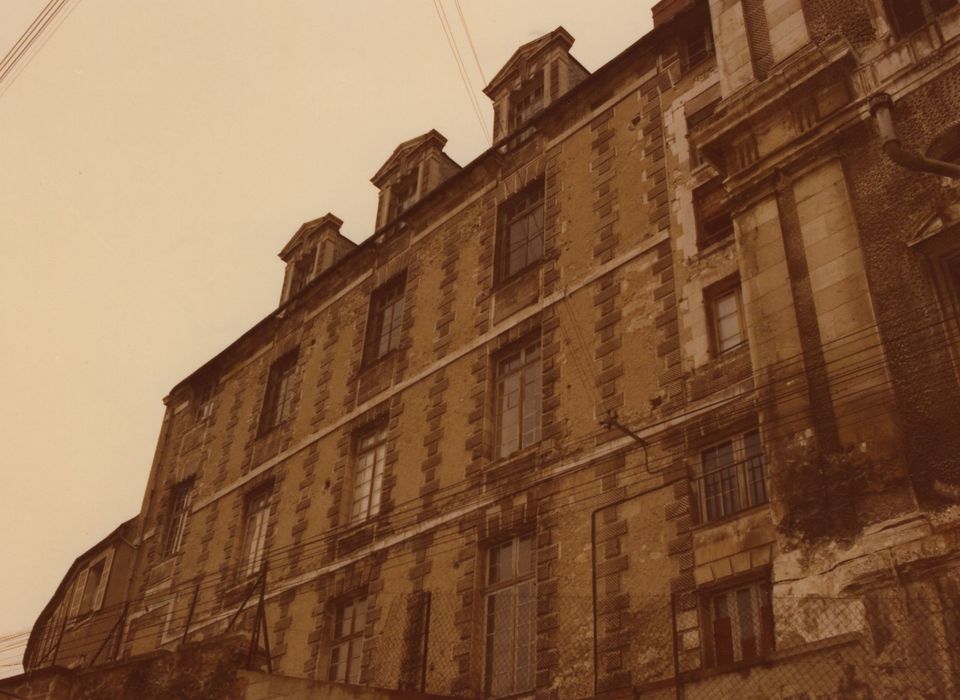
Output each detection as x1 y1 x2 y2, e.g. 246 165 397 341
8 1 960 698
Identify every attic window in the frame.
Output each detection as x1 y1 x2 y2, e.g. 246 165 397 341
288 246 316 297
509 73 544 133
389 171 419 222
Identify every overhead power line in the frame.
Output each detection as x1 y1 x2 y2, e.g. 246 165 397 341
453 0 487 86
431 0 491 144
0 0 78 98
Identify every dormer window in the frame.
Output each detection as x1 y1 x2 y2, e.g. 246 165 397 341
288 246 316 297
372 131 461 229
484 28 589 142
388 171 419 222
278 213 355 305
509 73 544 133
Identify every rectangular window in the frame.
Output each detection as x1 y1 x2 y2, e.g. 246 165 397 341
484 535 535 696
363 274 406 365
705 580 774 666
687 100 719 168
68 552 112 619
496 182 544 283
258 350 298 435
162 480 193 556
195 383 215 422
329 597 367 684
700 430 766 522
388 172 419 222
240 485 271 578
495 339 542 458
288 246 317 298
694 178 734 248
508 73 544 133
350 423 387 523
886 0 957 36
680 23 715 72
706 279 745 355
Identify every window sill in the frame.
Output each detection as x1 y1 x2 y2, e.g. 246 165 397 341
359 347 400 374
693 234 735 261
484 444 542 484
492 260 542 294
692 500 770 532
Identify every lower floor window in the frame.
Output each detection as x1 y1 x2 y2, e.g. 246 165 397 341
329 597 367 684
706 580 774 666
484 535 536 696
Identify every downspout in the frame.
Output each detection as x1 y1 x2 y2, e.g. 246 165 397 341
590 474 688 697
869 93 960 179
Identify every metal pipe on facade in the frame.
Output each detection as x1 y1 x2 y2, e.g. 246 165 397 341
589 474 687 697
869 93 960 179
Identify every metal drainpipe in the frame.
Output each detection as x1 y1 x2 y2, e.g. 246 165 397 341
590 474 688 697
869 93 960 180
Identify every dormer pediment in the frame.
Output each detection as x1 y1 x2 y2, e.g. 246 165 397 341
484 27 589 142
372 130 461 229
278 213 356 304
483 27 575 98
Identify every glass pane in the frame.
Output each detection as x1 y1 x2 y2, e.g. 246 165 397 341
516 582 536 691
330 644 344 682
517 536 533 576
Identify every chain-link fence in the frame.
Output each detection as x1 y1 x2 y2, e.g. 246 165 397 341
365 590 960 698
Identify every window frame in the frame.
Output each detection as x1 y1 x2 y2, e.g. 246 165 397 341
493 338 542 460
705 277 746 356
701 576 774 668
362 273 407 367
257 350 299 436
68 550 114 621
349 421 388 523
483 534 536 697
507 72 545 134
328 595 368 685
494 181 545 285
697 429 767 524
687 100 720 169
694 178 734 249
239 484 272 579
885 0 958 37
162 479 193 557
680 21 715 73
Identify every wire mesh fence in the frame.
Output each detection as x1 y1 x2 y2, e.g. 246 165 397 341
363 590 960 699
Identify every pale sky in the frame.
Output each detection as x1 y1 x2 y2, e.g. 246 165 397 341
0 0 654 675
